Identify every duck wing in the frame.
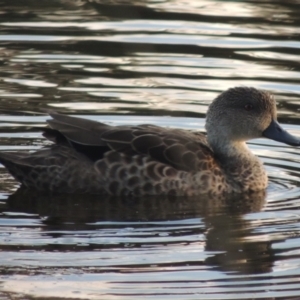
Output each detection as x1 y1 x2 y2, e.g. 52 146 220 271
46 112 214 172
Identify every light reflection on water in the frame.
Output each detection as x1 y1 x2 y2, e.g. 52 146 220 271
1 0 300 299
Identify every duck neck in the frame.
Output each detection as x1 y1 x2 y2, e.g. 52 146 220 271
208 139 267 192
208 136 250 159
213 140 251 161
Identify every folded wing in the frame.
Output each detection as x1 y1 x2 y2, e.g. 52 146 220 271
46 113 214 172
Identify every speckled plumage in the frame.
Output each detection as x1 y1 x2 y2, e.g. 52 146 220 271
0 87 299 196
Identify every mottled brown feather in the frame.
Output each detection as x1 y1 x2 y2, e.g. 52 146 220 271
47 114 214 172
131 134 162 153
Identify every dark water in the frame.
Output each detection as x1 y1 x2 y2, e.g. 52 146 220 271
1 0 300 299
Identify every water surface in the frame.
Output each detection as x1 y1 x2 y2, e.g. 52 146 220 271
0 0 300 299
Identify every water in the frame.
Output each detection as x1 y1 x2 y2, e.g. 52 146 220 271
0 0 300 299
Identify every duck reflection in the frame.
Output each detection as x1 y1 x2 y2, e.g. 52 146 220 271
4 188 274 275
6 187 266 221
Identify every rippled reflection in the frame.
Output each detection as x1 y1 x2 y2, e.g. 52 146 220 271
1 0 300 299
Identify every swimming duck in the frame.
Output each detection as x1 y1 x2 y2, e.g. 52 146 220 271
0 87 299 196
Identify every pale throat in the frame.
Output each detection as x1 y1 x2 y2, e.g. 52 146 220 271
208 137 259 165
209 138 267 191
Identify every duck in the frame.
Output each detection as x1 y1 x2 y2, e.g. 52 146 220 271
0 87 299 196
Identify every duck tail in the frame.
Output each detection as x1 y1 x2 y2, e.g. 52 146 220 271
0 152 32 185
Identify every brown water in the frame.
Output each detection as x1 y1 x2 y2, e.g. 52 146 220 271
1 1 300 299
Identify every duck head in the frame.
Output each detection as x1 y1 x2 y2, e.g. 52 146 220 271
205 87 300 150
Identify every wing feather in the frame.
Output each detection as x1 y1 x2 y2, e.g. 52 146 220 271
44 113 214 171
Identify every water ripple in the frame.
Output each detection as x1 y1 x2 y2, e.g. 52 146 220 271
1 0 300 299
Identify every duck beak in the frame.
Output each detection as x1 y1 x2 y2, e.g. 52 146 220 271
263 119 300 146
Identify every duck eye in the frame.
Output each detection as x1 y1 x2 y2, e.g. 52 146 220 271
244 104 253 111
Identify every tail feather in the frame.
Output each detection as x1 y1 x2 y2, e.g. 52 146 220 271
0 150 97 193
0 152 33 184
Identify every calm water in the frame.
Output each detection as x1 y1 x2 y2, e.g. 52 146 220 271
0 0 300 299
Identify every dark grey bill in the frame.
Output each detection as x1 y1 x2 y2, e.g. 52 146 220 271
263 119 300 146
